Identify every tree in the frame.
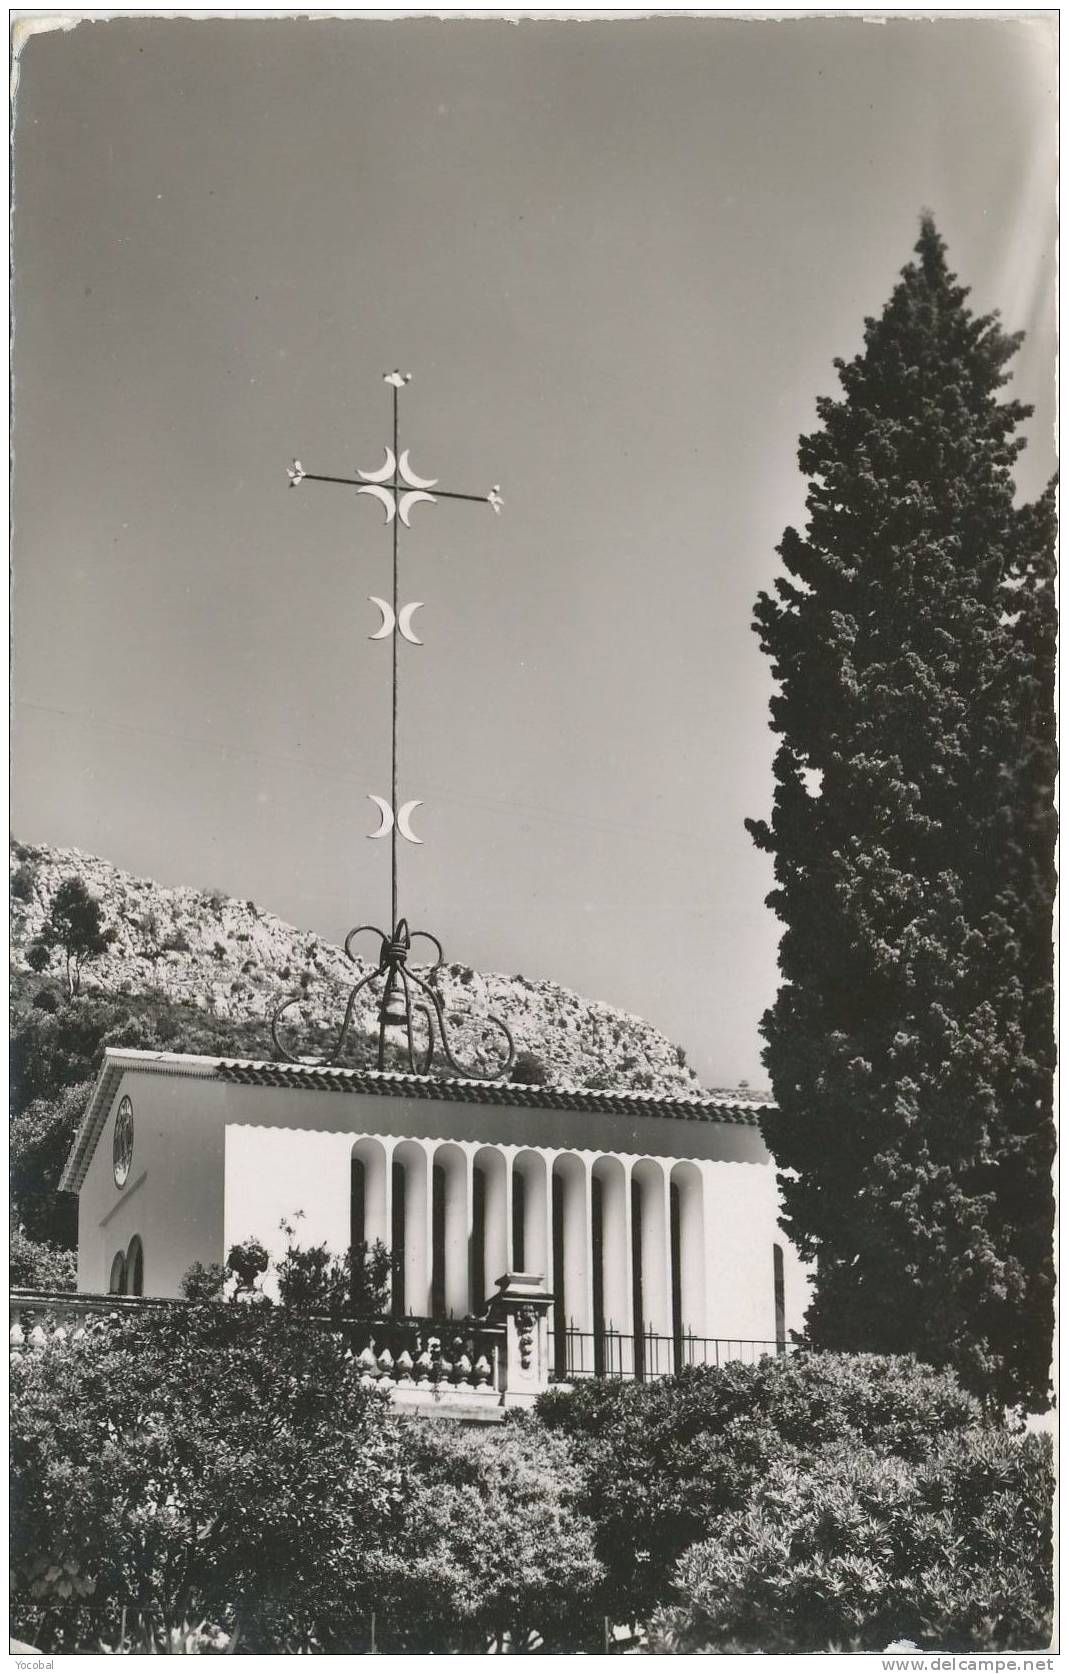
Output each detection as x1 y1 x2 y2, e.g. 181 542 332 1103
746 218 1056 1411
10 1298 409 1653
375 1419 603 1653
10 1079 90 1246
27 876 115 997
649 1430 1053 1654
536 1351 981 1624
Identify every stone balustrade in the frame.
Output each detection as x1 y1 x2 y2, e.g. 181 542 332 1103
9 1274 554 1418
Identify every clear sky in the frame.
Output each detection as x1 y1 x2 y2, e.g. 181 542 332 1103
11 13 1057 1086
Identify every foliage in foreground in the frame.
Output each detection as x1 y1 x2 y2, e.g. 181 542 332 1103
373 1419 603 1654
746 218 1056 1412
10 1299 408 1654
648 1429 1053 1654
9 1250 600 1655
538 1350 985 1623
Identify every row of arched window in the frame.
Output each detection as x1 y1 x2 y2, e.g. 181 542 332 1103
108 1234 144 1296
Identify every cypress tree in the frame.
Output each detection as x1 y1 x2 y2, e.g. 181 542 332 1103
747 218 1055 1412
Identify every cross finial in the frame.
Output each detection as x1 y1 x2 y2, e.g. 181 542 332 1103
274 374 513 1080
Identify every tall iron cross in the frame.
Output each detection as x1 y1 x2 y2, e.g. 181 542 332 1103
287 370 502 933
277 371 513 1076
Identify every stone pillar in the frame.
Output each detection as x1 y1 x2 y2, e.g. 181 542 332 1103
634 1159 672 1335
475 1148 509 1313
487 1271 555 1407
596 1158 631 1340
672 1161 706 1340
395 1141 431 1317
526 1153 553 1290
555 1154 591 1330
436 1144 470 1319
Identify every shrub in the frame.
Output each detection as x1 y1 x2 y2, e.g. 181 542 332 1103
509 1048 548 1086
10 1080 92 1245
11 861 37 902
276 1234 393 1318
374 1417 603 1653
10 1228 77 1290
648 1431 1054 1653
31 986 60 1013
536 1352 981 1621
10 1296 408 1653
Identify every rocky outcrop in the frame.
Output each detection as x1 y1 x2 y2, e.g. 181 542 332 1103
10 840 714 1096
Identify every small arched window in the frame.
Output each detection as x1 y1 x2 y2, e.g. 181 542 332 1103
109 1251 126 1294
126 1235 144 1297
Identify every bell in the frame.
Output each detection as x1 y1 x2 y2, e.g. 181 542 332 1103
381 972 408 1028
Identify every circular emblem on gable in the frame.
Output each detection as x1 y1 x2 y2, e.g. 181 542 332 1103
113 1095 134 1188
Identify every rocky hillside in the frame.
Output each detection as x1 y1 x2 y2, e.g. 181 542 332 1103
10 840 716 1096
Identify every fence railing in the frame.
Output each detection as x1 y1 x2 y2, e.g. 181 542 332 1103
9 1294 507 1400
11 1289 786 1399
553 1322 786 1381
337 1317 507 1396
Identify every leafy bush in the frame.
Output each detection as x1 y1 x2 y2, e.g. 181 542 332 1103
374 1417 603 1653
11 861 37 902
10 1079 91 1245
509 1048 548 1085
276 1231 393 1318
10 1227 77 1290
10 1297 408 1654
536 1352 981 1621
648 1431 1053 1653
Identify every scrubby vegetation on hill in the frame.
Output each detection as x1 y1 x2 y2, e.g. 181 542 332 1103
10 839 706 1094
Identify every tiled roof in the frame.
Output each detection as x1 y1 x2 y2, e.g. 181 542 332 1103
60 1048 770 1193
214 1057 769 1124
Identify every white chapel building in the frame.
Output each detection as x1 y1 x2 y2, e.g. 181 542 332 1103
60 1047 808 1389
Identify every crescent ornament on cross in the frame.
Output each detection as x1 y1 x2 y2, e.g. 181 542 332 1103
396 800 424 844
397 451 438 490
368 596 396 639
398 489 437 527
367 795 394 839
357 484 397 524
358 448 397 484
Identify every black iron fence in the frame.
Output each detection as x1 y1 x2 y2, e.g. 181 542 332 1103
553 1322 785 1381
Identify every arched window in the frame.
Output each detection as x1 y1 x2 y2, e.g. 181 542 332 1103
431 1164 446 1318
391 1159 407 1316
126 1235 144 1297
512 1168 526 1271
108 1251 126 1294
351 1155 367 1251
